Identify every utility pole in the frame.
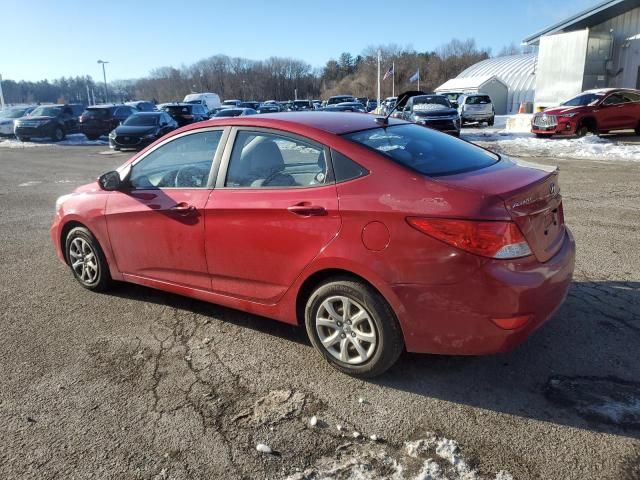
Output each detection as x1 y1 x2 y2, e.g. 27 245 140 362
97 60 109 103
0 73 5 110
392 61 395 98
377 50 381 110
86 83 91 106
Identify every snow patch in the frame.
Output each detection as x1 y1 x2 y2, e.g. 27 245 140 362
0 134 107 148
18 181 43 187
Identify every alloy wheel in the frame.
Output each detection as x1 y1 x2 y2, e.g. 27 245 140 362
315 295 377 365
68 237 99 284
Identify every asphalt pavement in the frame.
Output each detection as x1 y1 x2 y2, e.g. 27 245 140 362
0 143 638 479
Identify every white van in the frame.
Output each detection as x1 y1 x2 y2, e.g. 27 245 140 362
183 93 221 113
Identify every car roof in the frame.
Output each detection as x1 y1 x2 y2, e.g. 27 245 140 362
192 111 406 135
133 111 162 116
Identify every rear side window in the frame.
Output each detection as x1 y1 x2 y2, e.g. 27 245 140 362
343 124 498 177
331 150 368 182
466 95 491 105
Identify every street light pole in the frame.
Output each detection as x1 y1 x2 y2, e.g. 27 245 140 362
97 60 109 103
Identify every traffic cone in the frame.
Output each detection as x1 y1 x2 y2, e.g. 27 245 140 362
518 102 526 114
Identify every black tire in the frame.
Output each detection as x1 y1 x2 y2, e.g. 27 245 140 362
636 123 640 136
52 126 65 142
64 226 112 292
488 116 495 126
535 133 548 139
576 122 591 138
17 136 30 142
305 277 404 378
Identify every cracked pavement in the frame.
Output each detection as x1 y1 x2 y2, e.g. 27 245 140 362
0 145 638 479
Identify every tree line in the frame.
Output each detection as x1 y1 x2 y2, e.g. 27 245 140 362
2 39 524 105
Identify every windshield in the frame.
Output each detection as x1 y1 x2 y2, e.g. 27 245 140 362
165 105 192 114
223 100 238 106
328 96 354 105
83 108 109 118
294 101 310 106
215 109 243 117
561 93 604 107
413 96 450 107
124 115 159 126
31 106 62 117
343 124 498 177
466 95 491 105
0 108 29 118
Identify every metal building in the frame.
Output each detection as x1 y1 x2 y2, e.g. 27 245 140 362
523 0 640 109
435 54 537 114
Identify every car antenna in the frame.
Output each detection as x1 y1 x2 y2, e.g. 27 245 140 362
375 90 424 126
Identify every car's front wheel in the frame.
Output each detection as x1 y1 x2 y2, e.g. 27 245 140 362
487 116 495 126
65 226 112 291
52 126 65 142
305 278 403 378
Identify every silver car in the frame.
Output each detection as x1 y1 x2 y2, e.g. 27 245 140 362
0 106 36 136
458 94 495 126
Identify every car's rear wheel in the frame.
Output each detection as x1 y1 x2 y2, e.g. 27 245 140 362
65 226 112 291
52 126 65 142
305 278 403 378
488 116 495 126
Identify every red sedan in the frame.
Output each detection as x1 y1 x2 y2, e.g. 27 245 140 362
51 111 575 377
531 88 640 138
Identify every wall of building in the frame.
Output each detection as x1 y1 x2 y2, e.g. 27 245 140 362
534 30 590 108
590 6 640 89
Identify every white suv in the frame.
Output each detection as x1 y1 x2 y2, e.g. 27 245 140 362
458 94 495 126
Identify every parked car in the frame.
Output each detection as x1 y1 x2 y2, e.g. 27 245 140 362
51 112 574 377
366 99 378 112
400 94 461 136
531 88 640 138
126 101 156 112
239 101 261 110
222 99 242 108
14 104 82 142
213 108 257 117
108 111 178 150
79 104 137 140
327 95 355 106
257 103 281 114
0 106 36 136
380 97 397 115
336 102 366 112
161 103 209 126
458 94 495 126
291 100 314 111
441 91 465 108
323 103 365 112
183 93 221 113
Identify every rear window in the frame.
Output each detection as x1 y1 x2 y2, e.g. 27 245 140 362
466 95 491 105
165 105 192 115
343 124 499 177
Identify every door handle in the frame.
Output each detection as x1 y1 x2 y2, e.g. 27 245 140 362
169 202 197 215
287 203 327 216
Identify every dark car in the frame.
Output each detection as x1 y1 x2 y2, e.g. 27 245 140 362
531 88 640 138
327 95 355 106
323 102 366 113
257 103 280 114
401 94 461 136
126 101 156 112
366 99 378 112
108 112 178 150
238 101 261 110
162 103 209 126
14 104 82 142
291 100 314 111
213 108 257 117
79 104 137 140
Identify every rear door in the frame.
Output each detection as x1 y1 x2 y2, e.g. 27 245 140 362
203 127 340 303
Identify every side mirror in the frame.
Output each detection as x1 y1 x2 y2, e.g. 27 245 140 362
98 170 122 191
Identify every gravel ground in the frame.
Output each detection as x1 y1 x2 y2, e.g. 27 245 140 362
0 142 638 479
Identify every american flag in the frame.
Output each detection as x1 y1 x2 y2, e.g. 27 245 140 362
383 65 394 81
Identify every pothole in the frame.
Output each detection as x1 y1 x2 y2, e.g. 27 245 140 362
545 375 640 429
233 389 307 426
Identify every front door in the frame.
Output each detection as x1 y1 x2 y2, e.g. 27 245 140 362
204 128 340 303
105 129 224 289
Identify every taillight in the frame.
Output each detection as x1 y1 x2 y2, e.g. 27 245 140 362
407 217 532 259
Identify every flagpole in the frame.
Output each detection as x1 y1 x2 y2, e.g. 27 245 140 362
417 70 420 91
392 62 395 97
377 50 381 111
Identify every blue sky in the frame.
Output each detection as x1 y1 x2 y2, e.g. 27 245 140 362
2 0 601 82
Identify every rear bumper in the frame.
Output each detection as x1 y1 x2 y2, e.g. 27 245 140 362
461 113 493 121
393 228 576 355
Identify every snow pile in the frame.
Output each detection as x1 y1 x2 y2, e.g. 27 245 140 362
0 134 107 148
287 432 513 480
463 129 640 162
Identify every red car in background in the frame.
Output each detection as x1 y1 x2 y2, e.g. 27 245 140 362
51 110 575 377
531 88 640 138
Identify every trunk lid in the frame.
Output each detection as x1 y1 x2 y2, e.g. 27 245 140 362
438 158 566 262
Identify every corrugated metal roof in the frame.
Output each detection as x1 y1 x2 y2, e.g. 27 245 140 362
436 75 505 90
436 54 537 113
522 0 640 45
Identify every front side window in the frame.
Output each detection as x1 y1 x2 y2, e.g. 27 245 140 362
225 131 329 188
129 131 222 189
603 93 627 105
343 124 498 177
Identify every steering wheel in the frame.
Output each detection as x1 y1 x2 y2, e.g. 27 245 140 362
175 165 207 188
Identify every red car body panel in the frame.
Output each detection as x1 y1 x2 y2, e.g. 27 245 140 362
51 113 576 355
